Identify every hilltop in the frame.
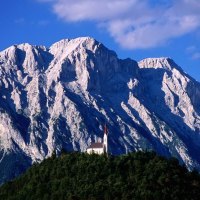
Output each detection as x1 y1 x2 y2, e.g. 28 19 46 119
0 151 200 200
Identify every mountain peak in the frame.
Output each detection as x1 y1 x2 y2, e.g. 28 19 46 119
49 37 100 57
69 36 97 44
138 57 180 71
0 37 200 185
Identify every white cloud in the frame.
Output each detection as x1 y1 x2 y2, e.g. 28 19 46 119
186 45 200 60
192 52 200 60
186 46 197 53
38 0 200 49
38 20 50 26
14 18 25 24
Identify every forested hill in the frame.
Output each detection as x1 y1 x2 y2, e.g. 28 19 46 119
0 151 200 200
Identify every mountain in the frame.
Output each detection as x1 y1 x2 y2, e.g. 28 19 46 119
1 151 200 200
0 37 200 184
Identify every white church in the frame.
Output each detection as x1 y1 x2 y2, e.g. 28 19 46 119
86 125 108 155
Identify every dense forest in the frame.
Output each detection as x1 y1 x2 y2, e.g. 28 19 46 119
0 151 200 200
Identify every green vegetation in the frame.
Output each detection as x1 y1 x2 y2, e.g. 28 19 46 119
0 151 200 200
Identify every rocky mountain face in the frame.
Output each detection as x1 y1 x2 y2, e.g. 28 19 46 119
0 37 200 184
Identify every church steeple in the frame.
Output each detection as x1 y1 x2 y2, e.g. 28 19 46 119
103 124 108 154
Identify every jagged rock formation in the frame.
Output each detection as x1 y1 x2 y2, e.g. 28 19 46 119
0 37 200 184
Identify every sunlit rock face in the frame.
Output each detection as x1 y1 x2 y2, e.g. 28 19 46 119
0 37 200 184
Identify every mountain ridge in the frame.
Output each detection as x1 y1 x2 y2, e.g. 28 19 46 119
0 37 200 184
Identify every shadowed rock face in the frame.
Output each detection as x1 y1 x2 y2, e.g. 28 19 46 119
0 37 200 183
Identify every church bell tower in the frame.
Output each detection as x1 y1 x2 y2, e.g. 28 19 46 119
103 124 108 154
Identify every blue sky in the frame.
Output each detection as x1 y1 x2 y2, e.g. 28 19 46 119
1 0 200 81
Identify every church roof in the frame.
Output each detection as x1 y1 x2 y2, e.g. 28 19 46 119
87 143 103 149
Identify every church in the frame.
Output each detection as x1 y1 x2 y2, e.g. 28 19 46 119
86 125 108 155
